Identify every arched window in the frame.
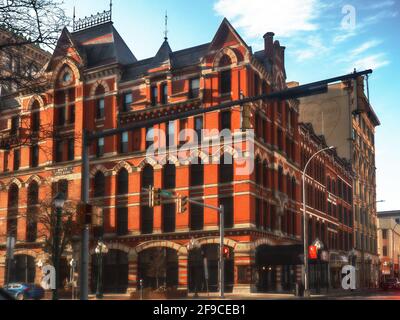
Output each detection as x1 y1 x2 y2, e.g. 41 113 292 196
142 165 154 189
31 101 40 132
95 85 105 119
262 161 268 188
219 54 232 67
7 184 19 238
255 157 262 185
94 171 106 198
219 55 232 95
141 165 154 235
278 166 284 192
116 169 128 236
163 163 176 190
117 169 129 195
291 177 297 200
26 182 39 242
286 175 291 198
219 153 233 184
190 158 204 187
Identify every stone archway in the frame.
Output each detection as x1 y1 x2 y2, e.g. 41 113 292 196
134 241 186 292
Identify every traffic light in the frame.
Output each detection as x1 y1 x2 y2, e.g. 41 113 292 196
148 186 162 208
154 188 162 207
77 203 93 225
223 246 230 259
92 206 103 227
177 195 188 214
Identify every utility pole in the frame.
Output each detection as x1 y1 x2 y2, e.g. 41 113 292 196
80 130 90 301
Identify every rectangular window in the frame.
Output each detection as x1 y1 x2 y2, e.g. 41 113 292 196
69 104 75 124
96 98 105 119
189 78 200 99
220 111 231 131
179 119 188 144
32 112 40 132
117 207 128 236
220 70 231 95
166 121 175 148
120 132 129 153
151 86 158 106
67 139 75 161
122 92 133 112
30 145 39 168
194 116 203 144
56 141 63 163
161 83 168 105
382 229 388 240
162 203 176 233
58 106 65 126
13 149 20 171
146 126 154 149
10 116 19 135
383 246 388 256
3 151 9 172
97 138 105 157
190 203 204 231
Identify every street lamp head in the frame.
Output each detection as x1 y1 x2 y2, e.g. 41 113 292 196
53 192 66 209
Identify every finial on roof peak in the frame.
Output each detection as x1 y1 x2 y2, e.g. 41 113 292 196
164 10 169 41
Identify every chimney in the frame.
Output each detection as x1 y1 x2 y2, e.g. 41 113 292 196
263 32 275 60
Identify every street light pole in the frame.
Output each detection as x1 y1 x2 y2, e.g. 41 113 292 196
302 146 335 297
53 192 66 301
219 205 225 299
80 130 90 301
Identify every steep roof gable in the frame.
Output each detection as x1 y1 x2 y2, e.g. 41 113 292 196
46 27 85 72
208 18 251 52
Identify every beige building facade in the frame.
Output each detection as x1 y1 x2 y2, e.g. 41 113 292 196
377 211 400 279
298 76 381 288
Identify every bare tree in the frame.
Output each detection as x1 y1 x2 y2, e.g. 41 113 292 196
32 199 80 267
146 248 167 290
0 0 69 91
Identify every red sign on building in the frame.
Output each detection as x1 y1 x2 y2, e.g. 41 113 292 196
309 246 318 260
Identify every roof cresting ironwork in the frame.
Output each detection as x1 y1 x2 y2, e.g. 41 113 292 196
73 0 113 32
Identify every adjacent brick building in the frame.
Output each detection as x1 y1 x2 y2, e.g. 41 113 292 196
299 78 381 288
0 12 355 294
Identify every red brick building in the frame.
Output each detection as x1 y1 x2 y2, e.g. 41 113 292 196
0 12 354 295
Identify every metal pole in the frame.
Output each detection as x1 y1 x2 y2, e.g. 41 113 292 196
53 206 62 300
302 146 334 297
302 170 309 297
80 130 90 300
219 205 225 299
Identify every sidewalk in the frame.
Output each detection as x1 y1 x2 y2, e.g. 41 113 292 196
86 288 382 301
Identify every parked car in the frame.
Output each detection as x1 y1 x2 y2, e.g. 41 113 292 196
0 288 15 300
381 278 400 291
4 283 45 300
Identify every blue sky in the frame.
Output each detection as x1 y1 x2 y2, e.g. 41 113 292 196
64 0 400 211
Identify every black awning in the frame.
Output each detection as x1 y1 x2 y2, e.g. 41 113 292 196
256 244 303 266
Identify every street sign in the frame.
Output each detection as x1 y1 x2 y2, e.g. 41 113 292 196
308 246 318 260
312 238 324 251
320 250 329 262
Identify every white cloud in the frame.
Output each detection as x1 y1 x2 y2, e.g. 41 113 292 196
351 53 390 72
350 40 382 56
365 1 395 10
293 35 330 61
213 0 321 38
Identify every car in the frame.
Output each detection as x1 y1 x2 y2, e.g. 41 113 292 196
0 288 15 300
4 283 45 300
381 278 400 291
